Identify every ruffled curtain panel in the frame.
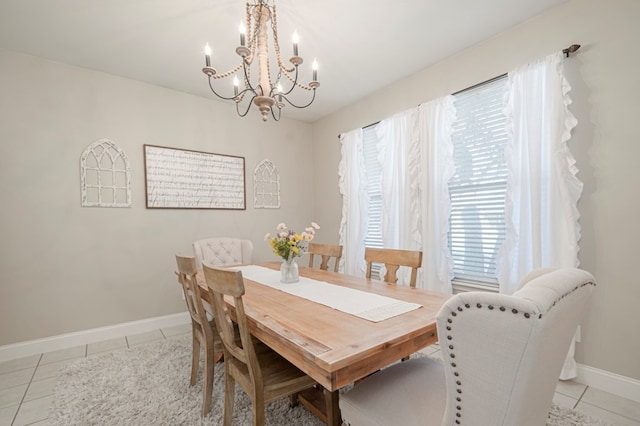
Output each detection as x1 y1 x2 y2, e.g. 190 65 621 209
375 100 457 292
496 52 581 379
338 128 368 277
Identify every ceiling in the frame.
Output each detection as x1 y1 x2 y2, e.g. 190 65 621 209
0 0 569 123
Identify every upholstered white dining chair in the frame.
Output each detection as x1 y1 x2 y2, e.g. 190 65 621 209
340 268 596 426
192 237 254 269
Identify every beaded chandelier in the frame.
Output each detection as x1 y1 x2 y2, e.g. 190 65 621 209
201 0 320 122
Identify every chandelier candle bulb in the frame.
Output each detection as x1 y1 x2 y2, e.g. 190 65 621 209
292 31 299 56
204 43 211 67
277 83 283 103
312 59 318 81
233 76 239 96
239 21 246 47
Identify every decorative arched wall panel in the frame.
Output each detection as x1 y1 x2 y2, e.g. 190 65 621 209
253 159 280 209
80 138 131 207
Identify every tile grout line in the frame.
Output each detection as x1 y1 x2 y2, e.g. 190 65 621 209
574 386 640 424
574 385 588 409
14 344 91 425
11 353 43 426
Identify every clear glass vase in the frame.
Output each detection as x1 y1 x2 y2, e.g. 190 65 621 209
280 257 299 283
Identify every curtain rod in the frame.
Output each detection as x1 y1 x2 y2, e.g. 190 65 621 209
339 44 580 138
451 44 580 96
337 121 380 139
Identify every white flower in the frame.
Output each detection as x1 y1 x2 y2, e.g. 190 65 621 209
267 221 319 261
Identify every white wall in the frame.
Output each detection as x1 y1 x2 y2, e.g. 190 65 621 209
311 0 640 380
0 49 314 345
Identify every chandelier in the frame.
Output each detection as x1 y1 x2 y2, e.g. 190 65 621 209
201 0 320 122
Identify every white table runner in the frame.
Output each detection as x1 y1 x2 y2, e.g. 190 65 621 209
232 265 421 322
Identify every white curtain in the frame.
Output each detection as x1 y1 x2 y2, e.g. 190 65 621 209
416 97 456 293
496 52 581 378
338 128 368 277
372 97 456 291
376 109 421 285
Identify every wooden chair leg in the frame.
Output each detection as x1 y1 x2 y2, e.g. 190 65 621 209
202 345 214 416
253 393 265 426
190 332 200 386
223 368 235 426
289 392 299 407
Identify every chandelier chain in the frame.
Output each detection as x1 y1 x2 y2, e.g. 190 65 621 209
245 2 255 65
270 4 294 74
210 63 243 80
270 5 313 91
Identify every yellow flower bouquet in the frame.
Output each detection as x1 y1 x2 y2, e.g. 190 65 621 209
265 222 320 261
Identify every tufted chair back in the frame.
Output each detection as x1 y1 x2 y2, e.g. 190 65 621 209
192 237 254 269
437 268 595 425
339 268 596 426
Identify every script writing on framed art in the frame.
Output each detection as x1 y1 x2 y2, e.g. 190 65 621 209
143 144 246 209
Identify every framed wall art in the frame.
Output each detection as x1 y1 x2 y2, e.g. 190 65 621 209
143 144 246 210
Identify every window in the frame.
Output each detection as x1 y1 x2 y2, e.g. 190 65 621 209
448 77 508 289
363 124 384 278
359 78 507 289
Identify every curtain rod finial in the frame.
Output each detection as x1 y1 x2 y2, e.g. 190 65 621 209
563 44 581 57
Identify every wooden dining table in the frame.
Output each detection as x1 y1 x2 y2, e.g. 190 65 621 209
196 262 450 425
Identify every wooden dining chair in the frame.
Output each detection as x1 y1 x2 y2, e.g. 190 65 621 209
307 242 343 272
203 263 317 426
364 247 423 287
175 254 224 416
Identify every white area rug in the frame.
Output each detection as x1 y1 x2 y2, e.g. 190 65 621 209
50 335 611 425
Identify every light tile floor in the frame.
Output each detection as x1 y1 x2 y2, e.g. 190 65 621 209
0 325 638 426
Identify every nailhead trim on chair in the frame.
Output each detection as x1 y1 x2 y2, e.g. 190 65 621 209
444 280 596 425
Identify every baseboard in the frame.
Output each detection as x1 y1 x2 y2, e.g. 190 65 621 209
0 312 191 363
576 363 640 403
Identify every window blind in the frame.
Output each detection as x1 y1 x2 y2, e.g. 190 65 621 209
449 77 508 288
363 125 384 279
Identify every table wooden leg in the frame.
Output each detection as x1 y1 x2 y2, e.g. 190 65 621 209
298 386 341 425
324 388 341 426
